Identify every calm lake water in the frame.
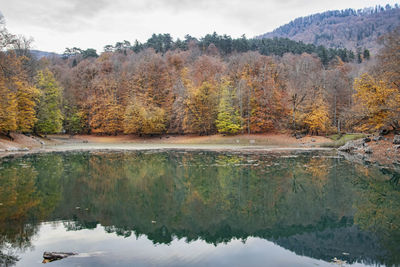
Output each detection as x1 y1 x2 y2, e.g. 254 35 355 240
0 151 399 266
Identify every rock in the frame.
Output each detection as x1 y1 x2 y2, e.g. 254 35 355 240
338 139 365 153
379 129 390 136
363 137 371 143
393 145 400 150
393 135 400 144
21 147 29 151
6 147 19 152
296 134 304 139
364 146 373 154
373 135 383 141
293 132 305 139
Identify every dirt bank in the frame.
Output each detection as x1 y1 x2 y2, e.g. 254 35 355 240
0 133 50 151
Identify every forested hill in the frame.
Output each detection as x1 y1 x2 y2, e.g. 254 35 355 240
257 4 400 52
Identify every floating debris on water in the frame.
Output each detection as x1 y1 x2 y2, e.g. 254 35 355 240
331 257 347 265
43 252 77 263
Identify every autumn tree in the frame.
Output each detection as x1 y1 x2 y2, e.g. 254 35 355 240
324 63 353 133
353 73 400 131
375 28 400 90
0 22 39 135
0 78 17 134
88 76 123 135
35 69 63 134
15 79 40 132
303 92 331 135
281 53 323 131
184 81 219 135
123 101 166 135
248 57 287 132
216 79 242 134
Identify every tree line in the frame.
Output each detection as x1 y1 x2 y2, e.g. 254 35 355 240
66 32 361 66
0 19 398 136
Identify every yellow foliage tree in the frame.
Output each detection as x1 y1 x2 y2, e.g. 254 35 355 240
15 79 40 132
184 81 218 135
89 96 123 135
303 93 331 135
353 73 400 131
123 101 166 135
0 79 17 133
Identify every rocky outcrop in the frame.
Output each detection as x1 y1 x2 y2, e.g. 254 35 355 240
364 146 373 154
338 139 365 153
393 135 400 144
373 136 383 141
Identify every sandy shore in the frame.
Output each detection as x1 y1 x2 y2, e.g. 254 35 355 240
0 133 333 158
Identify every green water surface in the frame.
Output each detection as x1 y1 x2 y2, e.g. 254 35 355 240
0 151 399 266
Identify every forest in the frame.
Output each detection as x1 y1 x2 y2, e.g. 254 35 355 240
0 18 399 136
259 4 400 52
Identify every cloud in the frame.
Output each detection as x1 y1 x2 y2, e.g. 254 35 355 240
0 0 398 52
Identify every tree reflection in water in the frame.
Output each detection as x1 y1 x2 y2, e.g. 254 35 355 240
0 151 399 266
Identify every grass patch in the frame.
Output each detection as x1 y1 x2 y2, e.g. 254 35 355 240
321 133 366 148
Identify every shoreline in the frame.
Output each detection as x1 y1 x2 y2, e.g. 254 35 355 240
1 133 398 171
0 133 332 157
0 143 334 159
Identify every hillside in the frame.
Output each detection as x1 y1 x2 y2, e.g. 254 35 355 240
257 5 400 52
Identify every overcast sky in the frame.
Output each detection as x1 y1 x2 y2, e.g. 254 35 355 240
0 0 398 53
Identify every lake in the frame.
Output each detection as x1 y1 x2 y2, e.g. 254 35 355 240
0 150 399 266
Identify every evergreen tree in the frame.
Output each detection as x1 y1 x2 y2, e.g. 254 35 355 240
363 49 370 60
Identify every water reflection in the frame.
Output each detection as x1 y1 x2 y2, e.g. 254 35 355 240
0 151 399 266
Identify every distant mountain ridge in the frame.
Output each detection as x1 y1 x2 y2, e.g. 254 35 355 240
30 50 59 59
257 4 400 52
